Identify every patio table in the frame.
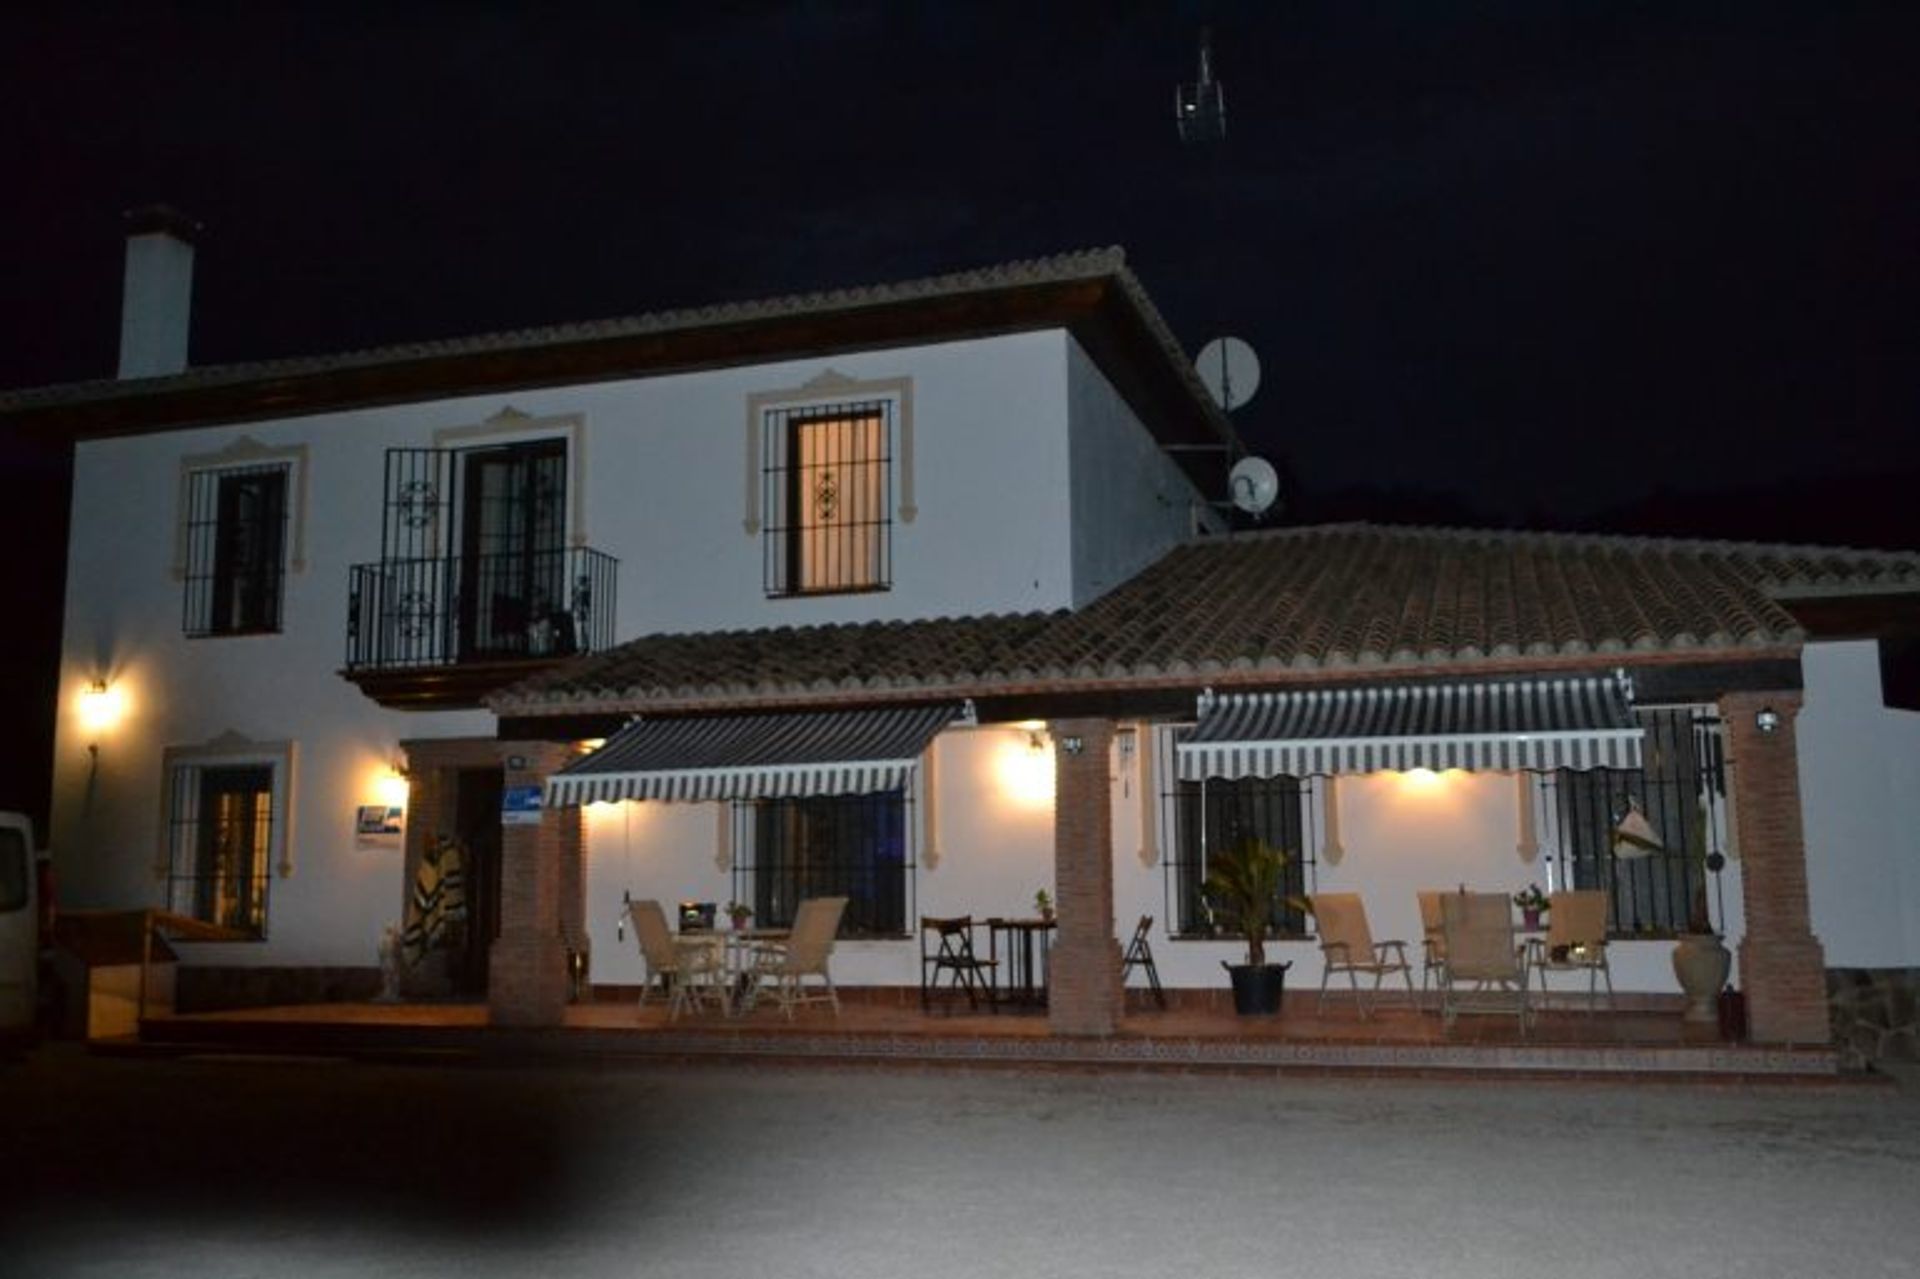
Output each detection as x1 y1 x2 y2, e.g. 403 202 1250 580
985 917 1056 1009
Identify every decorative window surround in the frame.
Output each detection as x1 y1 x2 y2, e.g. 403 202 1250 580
743 369 915 535
173 436 309 579
432 406 588 548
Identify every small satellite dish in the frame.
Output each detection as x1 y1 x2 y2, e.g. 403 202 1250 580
1195 336 1260 412
1229 455 1280 517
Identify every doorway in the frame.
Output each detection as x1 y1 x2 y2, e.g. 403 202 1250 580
450 767 504 996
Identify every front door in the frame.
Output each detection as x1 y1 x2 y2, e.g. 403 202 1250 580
450 768 504 996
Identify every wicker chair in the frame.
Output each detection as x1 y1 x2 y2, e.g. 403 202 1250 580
1439 891 1532 1033
1529 890 1615 1012
629 898 725 1020
745 896 848 1019
1309 893 1415 1017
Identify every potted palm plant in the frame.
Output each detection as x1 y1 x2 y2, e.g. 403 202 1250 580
1203 838 1296 1015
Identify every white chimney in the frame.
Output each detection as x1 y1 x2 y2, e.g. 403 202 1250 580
117 205 201 379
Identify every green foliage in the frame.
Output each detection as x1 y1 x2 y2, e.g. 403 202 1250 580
1202 838 1294 967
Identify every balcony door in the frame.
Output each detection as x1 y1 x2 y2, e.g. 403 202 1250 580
457 439 568 660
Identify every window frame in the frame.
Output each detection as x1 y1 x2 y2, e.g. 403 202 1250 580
728 787 915 939
175 437 307 639
158 735 296 940
1157 726 1319 942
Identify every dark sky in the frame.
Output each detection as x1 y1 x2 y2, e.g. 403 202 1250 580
6 1 1917 542
1 1 1916 828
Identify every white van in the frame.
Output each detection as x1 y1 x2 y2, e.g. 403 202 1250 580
0 811 38 1032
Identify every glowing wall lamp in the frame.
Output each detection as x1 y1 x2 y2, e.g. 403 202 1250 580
1755 706 1780 735
374 760 411 811
76 678 127 755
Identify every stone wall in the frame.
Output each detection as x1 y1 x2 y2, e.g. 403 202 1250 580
1828 967 1919 1069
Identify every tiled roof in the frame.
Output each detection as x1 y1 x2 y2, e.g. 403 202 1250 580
490 523 1920 716
0 245 1207 417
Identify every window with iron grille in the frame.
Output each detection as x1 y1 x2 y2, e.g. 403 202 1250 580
182 463 289 636
732 790 911 937
762 399 893 596
1543 707 1728 936
164 761 277 938
1161 736 1316 940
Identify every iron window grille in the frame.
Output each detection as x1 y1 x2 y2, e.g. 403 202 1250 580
164 762 274 938
182 463 289 637
1159 729 1317 939
1541 707 1730 937
729 790 913 938
762 399 894 597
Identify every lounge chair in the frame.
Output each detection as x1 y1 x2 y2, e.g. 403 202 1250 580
1439 891 1531 1033
1529 890 1615 1012
1309 893 1415 1017
629 898 726 1020
744 895 848 1019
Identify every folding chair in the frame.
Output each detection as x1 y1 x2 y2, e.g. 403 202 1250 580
1310 893 1415 1017
1120 915 1167 1009
920 916 997 1013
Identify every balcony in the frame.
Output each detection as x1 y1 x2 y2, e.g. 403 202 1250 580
343 547 617 709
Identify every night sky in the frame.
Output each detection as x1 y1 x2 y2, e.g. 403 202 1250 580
2 2 1917 821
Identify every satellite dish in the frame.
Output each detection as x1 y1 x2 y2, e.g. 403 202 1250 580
1229 456 1280 517
1195 336 1260 412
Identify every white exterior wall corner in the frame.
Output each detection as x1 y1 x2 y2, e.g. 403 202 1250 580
1798 639 1920 967
1063 337 1216 607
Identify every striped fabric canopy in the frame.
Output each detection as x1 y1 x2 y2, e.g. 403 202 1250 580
1177 673 1642 780
545 703 962 806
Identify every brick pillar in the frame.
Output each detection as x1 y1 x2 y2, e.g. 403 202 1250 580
488 741 578 1027
1722 691 1829 1044
1048 718 1122 1036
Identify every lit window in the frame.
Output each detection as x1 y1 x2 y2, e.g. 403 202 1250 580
763 400 893 596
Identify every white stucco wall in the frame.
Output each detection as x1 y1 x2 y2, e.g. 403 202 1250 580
53 327 1218 971
1065 339 1217 604
1799 640 1920 967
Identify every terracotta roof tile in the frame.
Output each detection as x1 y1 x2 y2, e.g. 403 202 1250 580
490 523 1920 716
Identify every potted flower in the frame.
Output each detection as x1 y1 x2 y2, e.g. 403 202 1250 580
1202 838 1297 1015
725 900 754 932
1033 889 1055 922
1512 883 1549 930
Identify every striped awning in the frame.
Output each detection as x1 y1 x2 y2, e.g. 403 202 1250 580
1177 674 1642 779
545 703 963 806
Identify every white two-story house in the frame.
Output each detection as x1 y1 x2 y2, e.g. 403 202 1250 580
8 217 1918 1054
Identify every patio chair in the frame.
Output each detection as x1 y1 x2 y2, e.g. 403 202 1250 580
629 898 726 1020
744 896 848 1019
1416 890 1449 994
1529 890 1615 1013
1120 914 1167 1009
1309 893 1415 1017
920 915 998 1013
1439 891 1532 1033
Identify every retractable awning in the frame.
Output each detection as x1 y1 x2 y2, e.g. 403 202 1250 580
1176 673 1642 779
545 703 965 806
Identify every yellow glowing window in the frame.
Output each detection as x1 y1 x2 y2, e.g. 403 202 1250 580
763 400 893 596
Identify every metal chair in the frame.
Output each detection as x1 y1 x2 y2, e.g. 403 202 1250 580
920 915 997 1013
1529 890 1615 1012
1439 891 1532 1033
1310 893 1415 1017
1120 914 1167 1009
743 896 848 1019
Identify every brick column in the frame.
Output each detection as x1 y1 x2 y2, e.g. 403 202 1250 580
488 741 578 1027
1048 718 1122 1036
1722 691 1829 1044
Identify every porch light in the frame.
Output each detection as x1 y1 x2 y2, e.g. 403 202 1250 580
1755 707 1780 735
76 678 127 747
374 763 411 811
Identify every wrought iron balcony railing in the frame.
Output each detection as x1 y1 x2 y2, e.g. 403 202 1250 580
346 547 617 672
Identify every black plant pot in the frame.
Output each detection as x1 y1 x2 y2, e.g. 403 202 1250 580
1224 961 1291 1016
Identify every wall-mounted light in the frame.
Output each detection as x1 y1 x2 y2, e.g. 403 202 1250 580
1060 735 1086 756
374 761 411 811
76 678 127 754
1755 706 1780 735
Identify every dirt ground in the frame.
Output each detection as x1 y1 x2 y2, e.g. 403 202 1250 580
7 1044 1918 1277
